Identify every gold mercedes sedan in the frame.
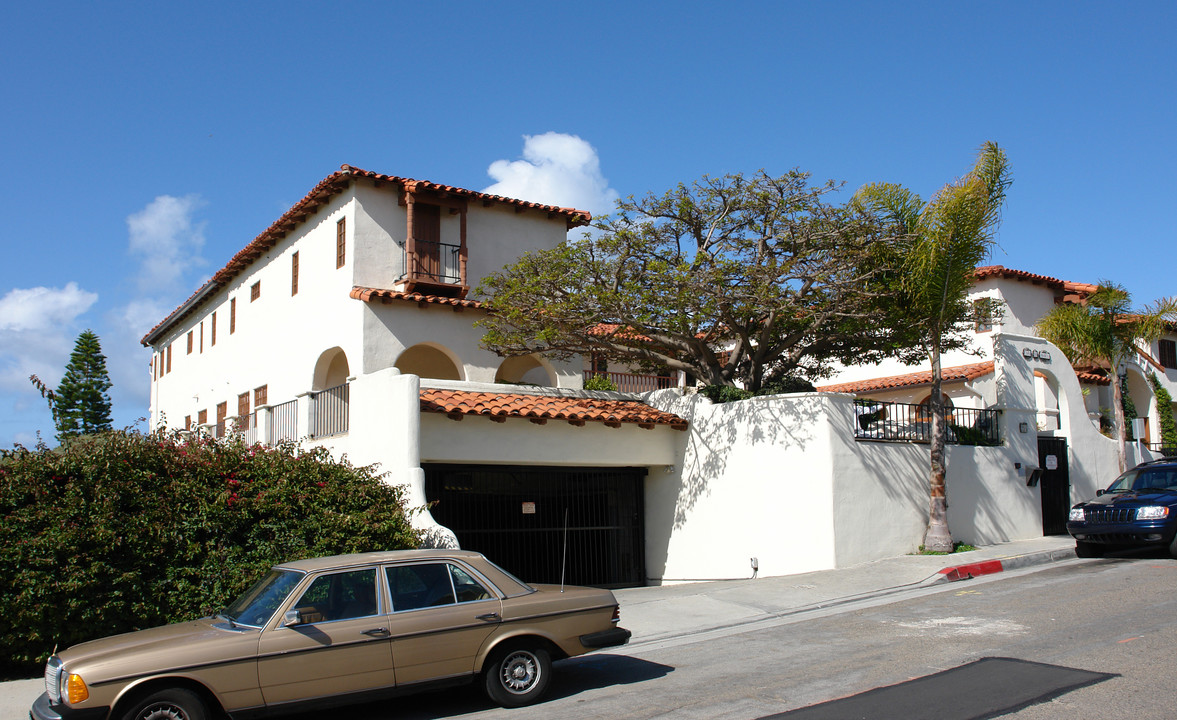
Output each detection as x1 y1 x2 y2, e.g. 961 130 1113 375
32 549 631 719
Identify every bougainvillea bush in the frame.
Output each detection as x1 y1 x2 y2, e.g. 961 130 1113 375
0 430 420 673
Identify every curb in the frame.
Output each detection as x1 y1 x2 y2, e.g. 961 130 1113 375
921 547 1077 586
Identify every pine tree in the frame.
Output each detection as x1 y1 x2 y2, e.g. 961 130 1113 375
55 330 113 441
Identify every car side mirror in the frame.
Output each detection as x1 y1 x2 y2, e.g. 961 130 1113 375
1095 489 1105 497
282 609 303 627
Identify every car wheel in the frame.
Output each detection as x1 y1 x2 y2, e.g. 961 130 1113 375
1076 541 1104 558
120 688 208 720
483 642 552 707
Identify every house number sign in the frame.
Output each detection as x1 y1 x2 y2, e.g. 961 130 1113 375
521 502 536 514
1045 455 1058 471
1021 348 1052 362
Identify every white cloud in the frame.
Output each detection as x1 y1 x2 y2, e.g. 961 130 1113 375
484 132 619 217
127 194 207 292
0 282 98 332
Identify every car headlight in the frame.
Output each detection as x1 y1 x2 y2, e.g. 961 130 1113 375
1068 507 1086 522
1137 506 1170 520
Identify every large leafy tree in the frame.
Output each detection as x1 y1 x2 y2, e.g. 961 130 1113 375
854 142 1011 553
54 330 114 441
478 170 907 390
1036 284 1177 471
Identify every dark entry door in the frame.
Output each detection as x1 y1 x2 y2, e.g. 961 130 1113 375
424 464 646 588
1038 436 1071 535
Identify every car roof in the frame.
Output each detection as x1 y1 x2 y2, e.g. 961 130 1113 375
275 549 487 573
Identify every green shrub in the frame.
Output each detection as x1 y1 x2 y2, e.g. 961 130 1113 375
0 429 420 674
583 374 618 391
699 378 816 404
1149 372 1177 450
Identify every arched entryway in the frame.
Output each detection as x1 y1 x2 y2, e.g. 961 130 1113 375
395 343 463 381
494 354 556 387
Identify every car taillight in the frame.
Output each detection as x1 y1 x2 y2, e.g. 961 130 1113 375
612 606 621 624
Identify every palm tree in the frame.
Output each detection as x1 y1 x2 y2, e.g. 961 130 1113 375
1036 284 1177 471
854 142 1011 553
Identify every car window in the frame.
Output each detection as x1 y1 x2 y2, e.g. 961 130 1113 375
386 563 493 611
224 569 304 627
292 568 377 623
1134 469 1177 491
451 565 493 603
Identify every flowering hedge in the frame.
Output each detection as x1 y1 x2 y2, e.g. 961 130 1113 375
0 430 420 674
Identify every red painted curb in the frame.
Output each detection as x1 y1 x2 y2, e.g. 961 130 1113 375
937 559 1005 582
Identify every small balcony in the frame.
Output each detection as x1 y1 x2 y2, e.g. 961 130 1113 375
854 399 1002 446
198 382 350 446
399 239 467 298
584 370 678 393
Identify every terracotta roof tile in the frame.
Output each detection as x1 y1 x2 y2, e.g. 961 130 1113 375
817 361 995 394
351 286 485 310
142 165 590 345
973 265 1096 299
420 388 688 430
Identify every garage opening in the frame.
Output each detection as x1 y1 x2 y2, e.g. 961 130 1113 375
424 464 646 589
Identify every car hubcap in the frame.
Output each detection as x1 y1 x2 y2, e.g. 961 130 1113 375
138 704 188 720
500 651 539 693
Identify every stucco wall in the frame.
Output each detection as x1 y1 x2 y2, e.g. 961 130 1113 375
149 190 361 429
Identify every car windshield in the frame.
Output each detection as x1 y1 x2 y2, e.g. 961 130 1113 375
1106 467 1177 494
222 569 304 627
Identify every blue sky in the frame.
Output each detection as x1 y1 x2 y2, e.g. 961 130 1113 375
1 1 1174 448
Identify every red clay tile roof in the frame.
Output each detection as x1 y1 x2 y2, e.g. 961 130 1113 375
350 286 485 310
973 265 1097 298
420 388 688 430
142 165 590 345
816 361 995 394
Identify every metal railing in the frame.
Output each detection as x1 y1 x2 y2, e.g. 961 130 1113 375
583 370 676 393
268 399 298 445
235 413 258 445
402 239 461 285
854 399 1002 446
310 382 350 438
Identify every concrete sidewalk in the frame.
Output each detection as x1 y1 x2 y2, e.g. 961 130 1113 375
2 536 1078 718
614 535 1078 649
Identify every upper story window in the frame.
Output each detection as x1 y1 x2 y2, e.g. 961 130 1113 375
187 331 194 354
254 385 268 407
230 298 237 334
251 281 261 302
336 218 347 269
972 298 998 333
1161 339 1177 370
211 312 217 346
291 252 299 296
398 190 468 299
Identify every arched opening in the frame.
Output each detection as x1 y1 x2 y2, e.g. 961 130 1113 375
1033 371 1062 432
1125 367 1154 443
494 354 556 387
313 348 351 390
395 343 463 381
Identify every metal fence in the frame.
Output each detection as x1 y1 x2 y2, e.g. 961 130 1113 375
236 412 258 445
854 399 1002 446
310 383 349 438
402 240 462 285
583 370 675 393
268 399 298 445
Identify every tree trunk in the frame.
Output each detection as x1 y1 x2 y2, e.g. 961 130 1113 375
924 344 953 553
1110 367 1127 473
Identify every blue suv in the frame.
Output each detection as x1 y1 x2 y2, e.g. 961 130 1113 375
1067 458 1177 558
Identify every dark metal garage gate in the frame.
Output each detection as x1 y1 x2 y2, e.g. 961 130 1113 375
423 464 646 588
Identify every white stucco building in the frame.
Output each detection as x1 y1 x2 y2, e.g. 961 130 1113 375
143 166 1175 587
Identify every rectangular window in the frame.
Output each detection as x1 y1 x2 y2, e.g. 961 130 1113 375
211 312 217 346
184 416 192 430
254 384 268 407
230 298 236 334
972 299 995 333
336 217 346 268
216 402 227 436
1161 339 1177 370
251 281 260 302
238 392 250 419
187 331 194 354
291 252 299 296
198 409 207 425
166 344 172 374
199 322 204 353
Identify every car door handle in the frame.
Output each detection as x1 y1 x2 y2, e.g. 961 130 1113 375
362 627 390 637
476 613 500 622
